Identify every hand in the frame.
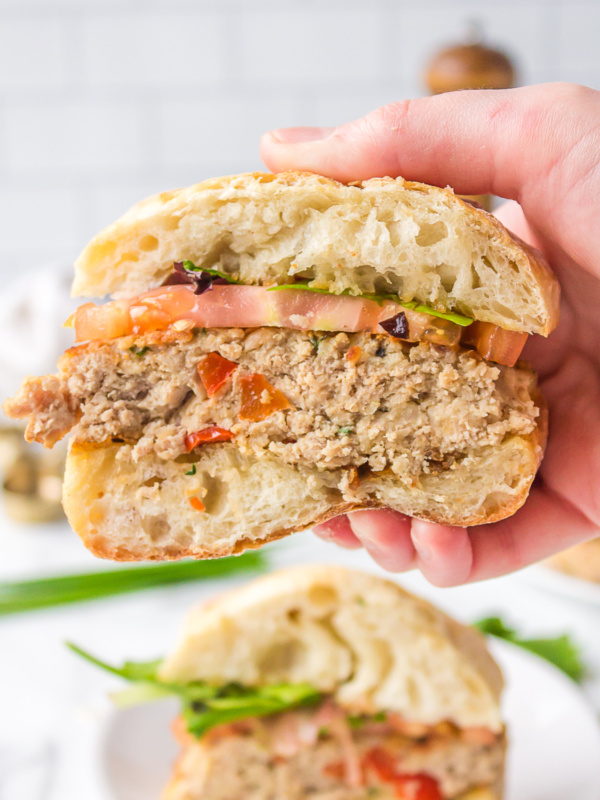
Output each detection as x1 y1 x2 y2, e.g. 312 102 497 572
260 83 600 586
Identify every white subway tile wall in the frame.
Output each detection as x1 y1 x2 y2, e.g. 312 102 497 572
0 0 598 279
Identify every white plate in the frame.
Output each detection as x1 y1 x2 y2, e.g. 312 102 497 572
98 638 600 800
521 564 600 607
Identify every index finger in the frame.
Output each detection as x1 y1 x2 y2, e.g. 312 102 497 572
261 83 599 200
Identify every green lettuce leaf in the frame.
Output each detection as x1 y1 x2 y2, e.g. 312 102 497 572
474 617 585 682
67 643 322 738
399 300 473 327
266 283 473 325
183 682 322 738
181 260 240 283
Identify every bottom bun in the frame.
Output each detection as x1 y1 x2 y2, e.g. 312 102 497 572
63 424 544 561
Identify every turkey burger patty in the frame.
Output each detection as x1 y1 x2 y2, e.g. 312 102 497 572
6 326 539 482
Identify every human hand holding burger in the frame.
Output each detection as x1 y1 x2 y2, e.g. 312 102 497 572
261 83 600 587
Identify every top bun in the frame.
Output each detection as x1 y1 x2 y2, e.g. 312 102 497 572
159 564 503 732
73 172 559 336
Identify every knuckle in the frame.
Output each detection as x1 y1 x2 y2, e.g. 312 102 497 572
551 81 596 104
360 100 413 137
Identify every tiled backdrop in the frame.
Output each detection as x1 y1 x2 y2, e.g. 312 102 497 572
0 0 599 280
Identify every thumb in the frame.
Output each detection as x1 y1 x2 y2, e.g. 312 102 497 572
260 83 597 200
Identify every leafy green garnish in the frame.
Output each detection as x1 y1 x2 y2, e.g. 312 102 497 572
347 714 365 728
309 333 323 352
0 553 265 616
266 283 395 306
348 711 387 728
67 643 322 738
181 260 240 283
266 283 473 325
183 682 322 738
474 617 585 682
399 301 473 327
337 425 353 437
185 464 197 476
129 345 149 357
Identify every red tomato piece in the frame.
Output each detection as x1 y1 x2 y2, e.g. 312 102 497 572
462 321 528 367
197 352 239 396
362 749 443 800
238 374 293 422
189 496 205 512
393 774 443 800
184 426 234 452
362 748 398 784
73 301 132 341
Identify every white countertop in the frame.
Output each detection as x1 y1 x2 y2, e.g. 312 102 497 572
2 511 600 799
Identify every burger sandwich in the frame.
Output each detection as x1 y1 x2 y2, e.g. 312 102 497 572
5 172 560 559
71 564 507 800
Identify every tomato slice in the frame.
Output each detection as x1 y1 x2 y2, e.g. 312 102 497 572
362 748 443 800
74 301 132 340
70 282 529 368
462 321 528 367
184 426 234 451
197 352 238 396
238 374 293 421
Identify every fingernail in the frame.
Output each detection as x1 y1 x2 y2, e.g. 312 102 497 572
268 126 333 144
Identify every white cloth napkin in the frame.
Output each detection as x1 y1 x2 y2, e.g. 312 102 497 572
0 263 79 405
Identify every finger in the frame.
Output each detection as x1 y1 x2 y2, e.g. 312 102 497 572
347 509 415 572
410 520 473 587
261 83 599 206
313 515 362 549
467 485 599 582
539 353 600 528
493 200 543 250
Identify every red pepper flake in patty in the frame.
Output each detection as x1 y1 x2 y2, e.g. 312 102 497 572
197 352 239 397
239 374 293 422
362 748 443 800
323 761 346 780
189 496 205 512
185 426 234 452
345 345 362 363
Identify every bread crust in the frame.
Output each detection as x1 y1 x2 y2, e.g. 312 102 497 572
72 171 559 336
62 386 546 562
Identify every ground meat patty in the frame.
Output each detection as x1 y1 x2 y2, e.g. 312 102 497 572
5 327 539 481
170 710 504 800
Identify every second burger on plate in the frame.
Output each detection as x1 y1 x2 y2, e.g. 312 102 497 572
72 564 506 800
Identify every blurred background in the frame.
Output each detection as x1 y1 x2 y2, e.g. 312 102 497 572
1 0 599 283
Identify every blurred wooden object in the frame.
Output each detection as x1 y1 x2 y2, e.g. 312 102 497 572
424 23 516 210
0 426 65 523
